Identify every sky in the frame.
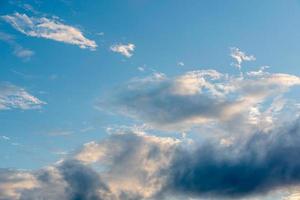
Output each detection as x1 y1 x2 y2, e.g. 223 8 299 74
1 0 300 199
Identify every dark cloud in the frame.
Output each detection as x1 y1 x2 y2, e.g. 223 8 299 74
19 160 114 200
3 121 300 200
58 160 112 200
163 120 300 199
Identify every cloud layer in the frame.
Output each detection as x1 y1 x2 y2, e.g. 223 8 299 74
2 13 97 50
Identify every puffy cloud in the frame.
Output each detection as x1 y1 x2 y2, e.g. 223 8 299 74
0 83 45 110
100 69 300 131
230 47 256 69
0 129 179 200
76 129 179 199
110 43 135 57
0 169 38 200
2 13 97 50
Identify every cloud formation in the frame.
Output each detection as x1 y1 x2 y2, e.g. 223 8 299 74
101 69 300 131
230 47 256 69
1 48 300 200
0 83 45 110
0 32 34 60
2 121 300 200
2 13 97 50
110 43 135 57
0 129 179 200
164 119 300 199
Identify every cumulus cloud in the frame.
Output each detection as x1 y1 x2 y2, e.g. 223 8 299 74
3 121 300 199
2 13 97 50
110 43 135 57
0 169 37 199
230 47 256 69
0 83 45 110
100 69 300 131
76 128 179 199
0 129 179 200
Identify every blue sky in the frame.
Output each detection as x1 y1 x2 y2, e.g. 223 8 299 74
1 1 300 200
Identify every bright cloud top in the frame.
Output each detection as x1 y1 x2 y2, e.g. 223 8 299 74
110 43 135 57
230 47 256 69
0 83 45 110
2 13 97 50
102 68 300 131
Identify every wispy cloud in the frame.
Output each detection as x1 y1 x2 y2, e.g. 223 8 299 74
110 43 135 57
177 61 185 67
230 47 256 69
0 83 45 110
1 135 10 140
0 32 34 60
2 13 97 50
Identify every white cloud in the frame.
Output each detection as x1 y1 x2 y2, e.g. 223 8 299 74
230 47 256 69
0 83 45 110
2 13 97 50
110 43 135 57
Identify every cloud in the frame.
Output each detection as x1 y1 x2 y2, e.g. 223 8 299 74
0 169 38 199
100 69 300 131
19 160 114 200
1 135 10 140
177 62 185 67
2 13 97 50
76 128 179 199
13 48 34 59
0 129 179 200
230 47 256 69
2 120 300 199
163 119 300 199
0 32 34 60
110 43 135 57
0 83 45 110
